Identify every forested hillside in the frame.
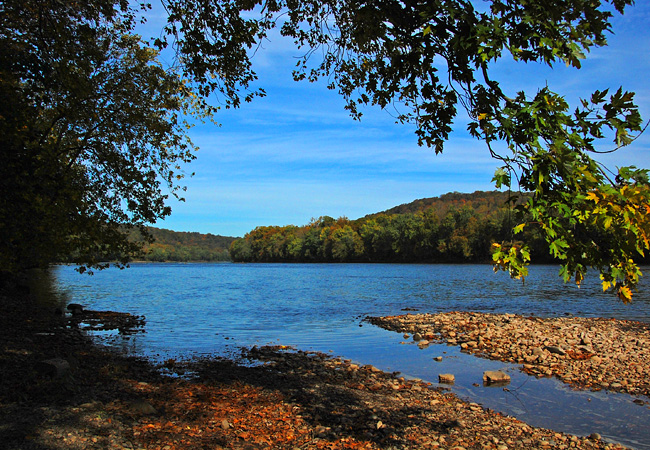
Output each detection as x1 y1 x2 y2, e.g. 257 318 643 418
373 191 516 217
230 191 552 264
133 227 235 262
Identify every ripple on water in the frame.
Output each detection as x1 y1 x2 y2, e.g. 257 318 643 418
53 263 650 448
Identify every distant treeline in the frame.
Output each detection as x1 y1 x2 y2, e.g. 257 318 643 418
136 227 235 262
230 191 554 263
59 227 235 265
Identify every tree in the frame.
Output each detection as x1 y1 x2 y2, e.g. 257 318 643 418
0 0 204 273
5 0 648 300
331 225 364 261
158 0 647 300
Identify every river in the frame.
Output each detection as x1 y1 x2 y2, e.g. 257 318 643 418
51 263 650 448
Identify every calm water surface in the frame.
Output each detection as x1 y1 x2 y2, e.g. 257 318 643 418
52 263 650 448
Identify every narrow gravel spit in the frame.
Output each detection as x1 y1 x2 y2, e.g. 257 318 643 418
368 311 650 398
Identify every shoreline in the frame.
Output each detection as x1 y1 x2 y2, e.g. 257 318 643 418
0 288 641 449
369 312 650 400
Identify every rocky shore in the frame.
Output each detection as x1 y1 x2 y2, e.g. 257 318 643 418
368 312 650 399
0 285 640 449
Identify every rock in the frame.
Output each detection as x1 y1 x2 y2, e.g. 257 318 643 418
438 374 455 384
221 419 230 430
483 370 511 385
532 347 545 357
130 400 157 415
413 333 423 341
418 340 430 348
545 346 566 356
36 358 71 378
66 303 84 315
433 356 443 362
449 419 466 428
589 433 601 441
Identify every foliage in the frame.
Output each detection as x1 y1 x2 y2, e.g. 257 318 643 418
135 227 235 262
158 0 647 300
230 191 550 264
0 0 203 274
3 0 648 299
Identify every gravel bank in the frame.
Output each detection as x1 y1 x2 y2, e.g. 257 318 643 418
368 312 650 398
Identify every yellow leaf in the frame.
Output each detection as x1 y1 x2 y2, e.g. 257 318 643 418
585 192 599 204
603 216 612 229
618 285 632 302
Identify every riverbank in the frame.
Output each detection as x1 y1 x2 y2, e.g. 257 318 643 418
0 288 633 450
368 312 650 400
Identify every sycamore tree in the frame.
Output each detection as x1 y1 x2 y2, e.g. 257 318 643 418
155 0 647 300
0 0 205 273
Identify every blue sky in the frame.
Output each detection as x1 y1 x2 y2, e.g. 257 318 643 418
146 2 650 238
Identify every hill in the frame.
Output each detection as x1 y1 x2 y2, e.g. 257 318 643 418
371 190 514 216
229 190 546 264
135 227 236 262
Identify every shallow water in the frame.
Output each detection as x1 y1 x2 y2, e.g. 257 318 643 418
51 263 650 448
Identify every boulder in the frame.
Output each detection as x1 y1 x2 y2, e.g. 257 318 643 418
438 373 455 384
483 370 511 385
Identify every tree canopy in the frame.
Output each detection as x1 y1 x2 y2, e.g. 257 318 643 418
229 191 541 264
2 0 648 300
0 0 204 273
157 0 647 300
